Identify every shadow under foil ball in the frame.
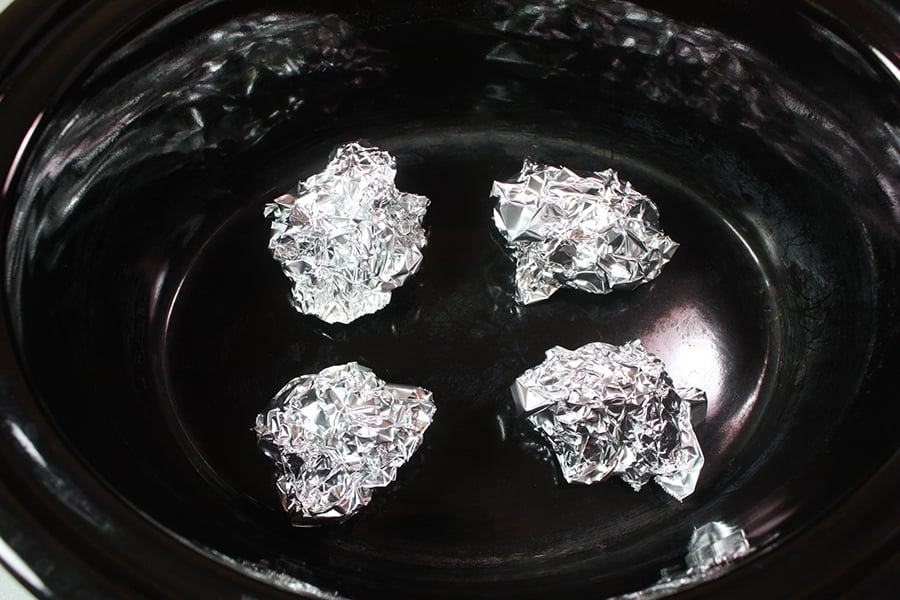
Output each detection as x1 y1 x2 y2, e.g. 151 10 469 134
0 1 898 599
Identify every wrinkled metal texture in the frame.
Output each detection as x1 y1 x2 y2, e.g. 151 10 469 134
513 339 705 500
255 362 436 524
685 521 751 571
616 522 752 599
492 160 678 304
265 142 429 323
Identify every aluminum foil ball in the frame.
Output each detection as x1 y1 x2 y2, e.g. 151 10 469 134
255 362 436 524
512 339 706 500
492 160 678 305
265 142 429 324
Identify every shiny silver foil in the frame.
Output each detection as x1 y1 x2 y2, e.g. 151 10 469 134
265 142 429 324
686 522 751 571
491 160 678 305
255 362 435 523
616 522 751 599
512 339 705 500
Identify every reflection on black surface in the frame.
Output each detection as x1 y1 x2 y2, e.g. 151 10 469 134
8 9 380 275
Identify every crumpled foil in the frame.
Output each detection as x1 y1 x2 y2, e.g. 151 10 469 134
255 362 436 524
265 142 429 324
685 522 751 571
616 522 752 599
491 160 678 305
512 339 705 500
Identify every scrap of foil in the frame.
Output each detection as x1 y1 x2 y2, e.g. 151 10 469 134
686 522 752 571
491 160 678 305
265 142 429 324
512 339 705 500
255 362 435 524
616 522 752 599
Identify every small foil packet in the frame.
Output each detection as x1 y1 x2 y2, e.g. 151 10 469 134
512 340 705 500
265 142 429 324
492 160 678 305
255 362 436 524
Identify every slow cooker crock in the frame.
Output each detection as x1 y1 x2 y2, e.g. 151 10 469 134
0 0 898 598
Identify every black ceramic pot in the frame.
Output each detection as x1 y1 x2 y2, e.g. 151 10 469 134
0 1 898 598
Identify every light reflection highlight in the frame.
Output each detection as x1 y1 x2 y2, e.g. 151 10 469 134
2 112 42 197
0 536 48 596
7 422 47 469
641 303 727 417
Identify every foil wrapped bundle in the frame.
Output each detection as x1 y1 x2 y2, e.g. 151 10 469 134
512 340 705 500
265 142 429 324
492 160 678 305
255 362 436 524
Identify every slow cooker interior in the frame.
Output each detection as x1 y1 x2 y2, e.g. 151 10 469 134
4 0 899 597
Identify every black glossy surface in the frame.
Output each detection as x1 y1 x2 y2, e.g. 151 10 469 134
0 1 898 598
